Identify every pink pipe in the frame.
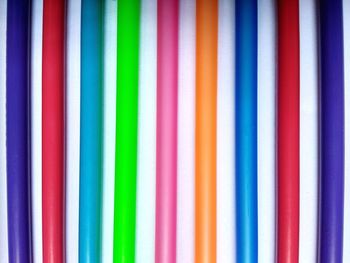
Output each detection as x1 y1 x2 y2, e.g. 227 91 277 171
155 0 179 262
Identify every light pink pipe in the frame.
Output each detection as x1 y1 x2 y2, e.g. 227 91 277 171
155 0 179 262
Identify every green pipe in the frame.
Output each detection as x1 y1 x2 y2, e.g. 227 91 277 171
114 0 141 262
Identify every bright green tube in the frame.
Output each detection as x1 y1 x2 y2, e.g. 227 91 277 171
114 0 141 262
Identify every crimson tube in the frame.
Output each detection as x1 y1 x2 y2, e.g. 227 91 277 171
277 0 300 262
42 0 66 261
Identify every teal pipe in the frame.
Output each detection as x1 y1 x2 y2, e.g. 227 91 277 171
79 0 104 261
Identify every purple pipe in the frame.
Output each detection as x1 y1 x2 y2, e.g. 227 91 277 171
6 0 32 262
318 0 344 262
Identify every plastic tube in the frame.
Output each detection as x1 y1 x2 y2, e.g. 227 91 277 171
318 0 345 261
155 0 179 262
6 0 32 261
277 0 300 262
42 0 66 261
235 0 258 261
79 0 104 261
114 0 140 262
195 0 218 262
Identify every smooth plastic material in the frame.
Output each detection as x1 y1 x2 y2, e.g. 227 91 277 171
318 0 345 261
42 0 66 261
6 0 32 262
195 0 218 262
277 0 300 262
114 0 140 262
79 0 104 261
235 0 258 262
155 0 179 262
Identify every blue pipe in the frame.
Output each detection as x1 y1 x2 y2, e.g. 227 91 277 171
235 0 258 261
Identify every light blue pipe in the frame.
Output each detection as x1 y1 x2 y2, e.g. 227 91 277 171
235 0 258 262
79 0 104 262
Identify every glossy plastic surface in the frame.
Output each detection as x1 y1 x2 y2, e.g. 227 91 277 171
235 0 258 261
318 0 345 261
79 0 104 261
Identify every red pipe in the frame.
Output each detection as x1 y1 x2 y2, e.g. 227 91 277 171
42 0 66 262
277 0 300 262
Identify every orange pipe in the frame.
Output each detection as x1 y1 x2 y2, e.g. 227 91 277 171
195 1 218 262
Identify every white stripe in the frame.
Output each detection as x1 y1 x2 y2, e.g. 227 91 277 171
66 1 81 262
102 1 117 262
135 0 157 262
31 0 43 262
258 0 276 261
299 1 318 261
0 0 8 262
177 0 196 261
343 0 350 261
217 0 235 262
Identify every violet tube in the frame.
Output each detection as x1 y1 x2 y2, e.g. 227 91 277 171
6 0 32 262
318 0 344 262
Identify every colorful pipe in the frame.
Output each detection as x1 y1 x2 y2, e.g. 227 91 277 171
155 0 179 262
235 0 258 261
318 0 345 261
277 0 300 262
195 0 218 262
6 0 32 261
79 0 104 261
114 0 140 262
42 0 66 261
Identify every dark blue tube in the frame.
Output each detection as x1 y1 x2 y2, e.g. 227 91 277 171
318 0 344 262
6 0 32 262
235 0 258 262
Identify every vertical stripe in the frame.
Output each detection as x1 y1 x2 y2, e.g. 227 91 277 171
195 0 218 262
343 0 350 261
6 0 32 261
277 0 300 262
318 0 344 261
257 0 276 261
79 0 104 261
235 0 258 261
136 0 157 261
177 0 195 260
155 0 179 262
217 0 235 261
66 0 81 261
32 0 43 261
42 0 66 261
0 0 8 261
102 0 117 262
114 0 140 262
299 0 318 261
